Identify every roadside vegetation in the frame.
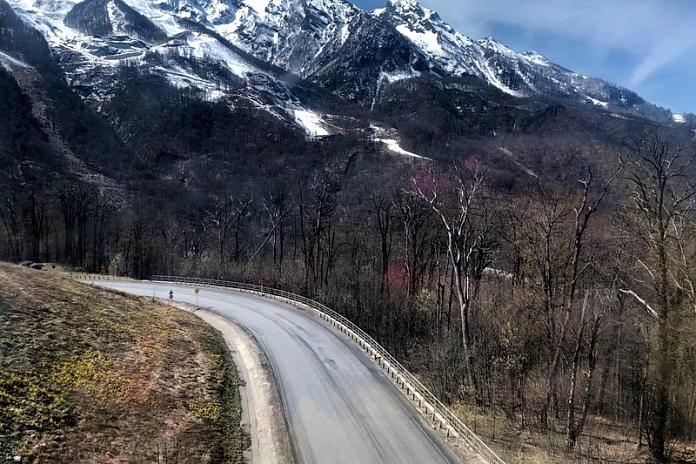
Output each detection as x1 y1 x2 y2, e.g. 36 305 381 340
0 262 245 463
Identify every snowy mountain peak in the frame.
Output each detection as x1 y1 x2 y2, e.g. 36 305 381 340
478 37 505 50
521 50 551 67
387 0 419 8
386 0 421 11
211 0 361 76
477 37 520 59
3 0 653 131
378 4 644 105
385 0 440 22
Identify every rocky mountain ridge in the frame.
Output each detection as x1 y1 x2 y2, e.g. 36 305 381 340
4 0 683 136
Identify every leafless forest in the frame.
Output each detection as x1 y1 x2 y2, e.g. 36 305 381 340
2 134 695 462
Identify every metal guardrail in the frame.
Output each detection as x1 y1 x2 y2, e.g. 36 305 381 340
150 275 506 464
68 273 134 281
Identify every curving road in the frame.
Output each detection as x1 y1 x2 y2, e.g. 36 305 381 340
93 281 466 464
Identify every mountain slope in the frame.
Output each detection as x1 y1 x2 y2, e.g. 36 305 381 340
378 0 649 110
2 0 689 181
7 0 342 139
6 0 681 125
0 0 131 187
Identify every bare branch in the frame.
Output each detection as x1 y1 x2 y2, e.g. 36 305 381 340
619 289 659 319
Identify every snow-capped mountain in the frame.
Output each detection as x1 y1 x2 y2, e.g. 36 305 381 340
213 0 362 76
377 0 643 107
1 0 675 139
4 0 342 136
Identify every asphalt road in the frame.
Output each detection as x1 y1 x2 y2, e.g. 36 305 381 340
94 281 465 464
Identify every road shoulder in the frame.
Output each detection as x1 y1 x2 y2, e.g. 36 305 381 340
177 303 295 464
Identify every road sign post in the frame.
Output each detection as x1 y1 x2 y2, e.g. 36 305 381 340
195 287 200 309
169 290 174 305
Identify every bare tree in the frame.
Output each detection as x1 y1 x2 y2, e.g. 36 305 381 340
204 194 253 267
232 197 253 263
414 162 495 397
371 190 394 293
397 191 436 300
565 288 614 451
541 165 622 427
247 190 292 272
91 191 115 273
59 186 92 268
298 174 340 294
25 190 46 263
1 190 23 262
621 134 696 462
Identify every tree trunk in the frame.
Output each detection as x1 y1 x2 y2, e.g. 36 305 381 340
651 316 671 462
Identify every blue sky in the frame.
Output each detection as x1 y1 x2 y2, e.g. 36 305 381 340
351 0 696 115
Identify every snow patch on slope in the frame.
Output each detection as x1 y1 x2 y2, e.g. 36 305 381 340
116 0 186 36
245 0 273 17
395 24 442 56
673 113 685 123
370 124 428 159
178 32 256 77
294 109 330 137
587 97 608 108
521 51 550 67
106 1 128 35
0 50 34 71
377 138 426 159
380 68 420 83
153 64 226 100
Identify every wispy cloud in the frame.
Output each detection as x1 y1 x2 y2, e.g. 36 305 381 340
422 0 696 86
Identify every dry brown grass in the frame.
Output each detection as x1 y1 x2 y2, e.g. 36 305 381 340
0 262 244 463
452 403 696 463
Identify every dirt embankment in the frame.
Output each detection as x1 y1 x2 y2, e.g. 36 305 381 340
0 262 246 463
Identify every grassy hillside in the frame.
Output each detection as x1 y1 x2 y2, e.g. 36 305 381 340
0 262 245 463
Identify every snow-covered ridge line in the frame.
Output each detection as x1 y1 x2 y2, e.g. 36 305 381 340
5 0 655 131
6 0 338 136
379 0 642 106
